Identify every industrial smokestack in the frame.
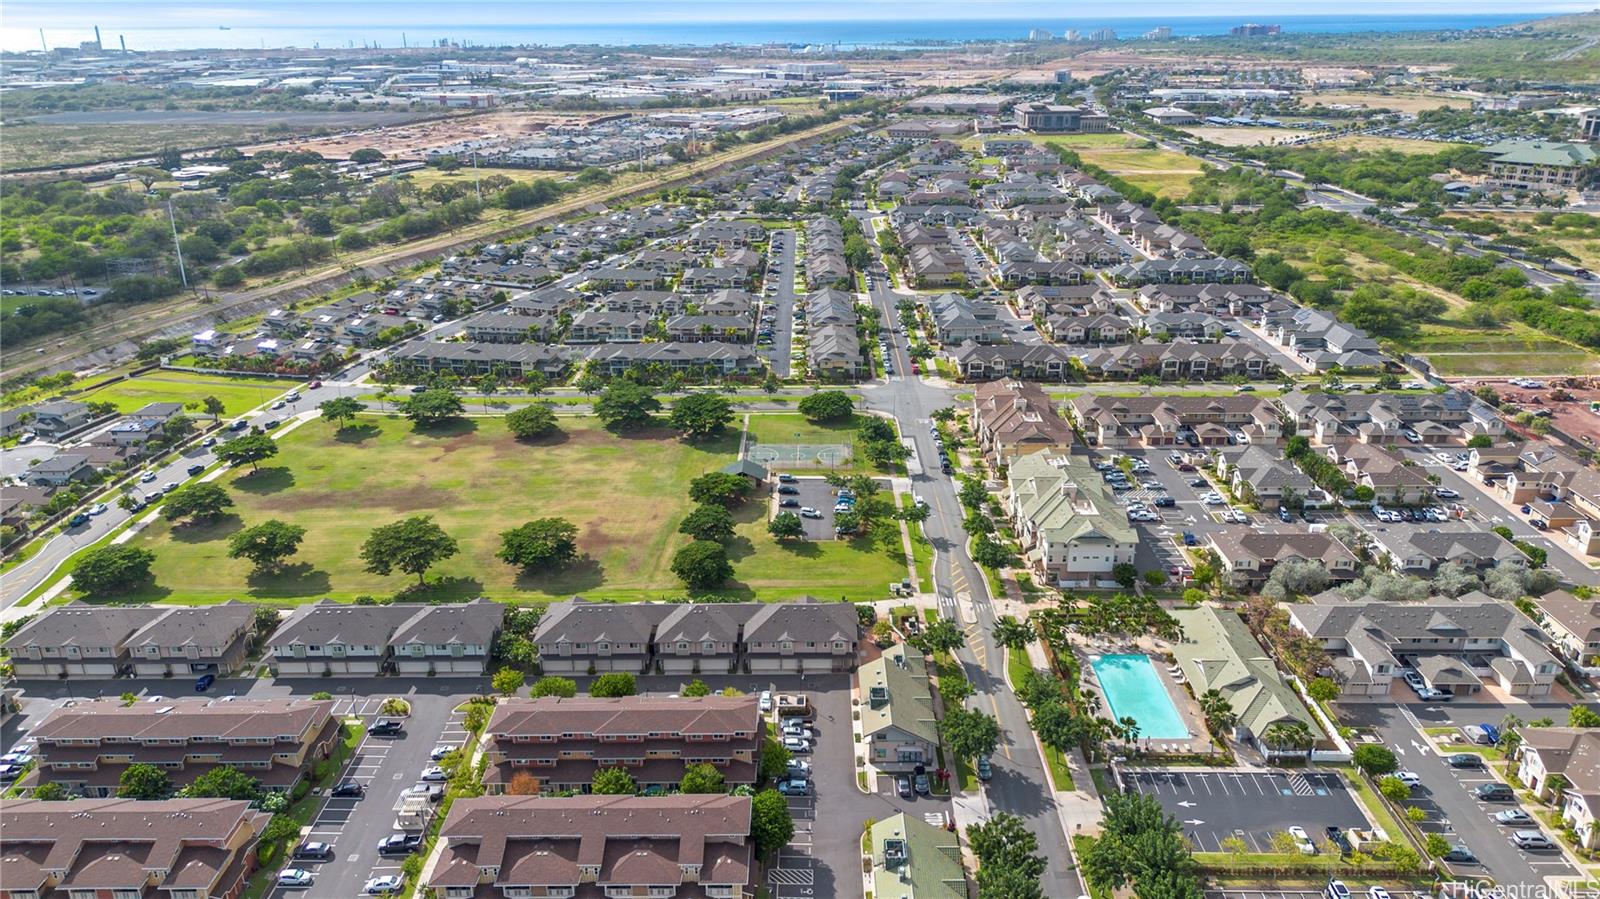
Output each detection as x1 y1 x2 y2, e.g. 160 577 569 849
94 26 102 49
120 35 127 54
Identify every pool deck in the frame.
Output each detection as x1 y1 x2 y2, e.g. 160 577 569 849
1082 640 1215 757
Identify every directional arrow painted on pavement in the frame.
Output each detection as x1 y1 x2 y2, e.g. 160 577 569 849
1177 801 1196 808
1183 819 1205 826
1413 740 1428 753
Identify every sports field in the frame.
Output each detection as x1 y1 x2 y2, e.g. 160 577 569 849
118 414 904 604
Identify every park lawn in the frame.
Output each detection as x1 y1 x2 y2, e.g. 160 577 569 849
111 413 902 605
74 371 301 416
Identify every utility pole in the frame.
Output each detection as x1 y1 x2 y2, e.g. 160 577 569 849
167 199 189 289
471 151 481 202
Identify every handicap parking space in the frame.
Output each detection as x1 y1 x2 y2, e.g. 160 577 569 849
1121 768 1367 853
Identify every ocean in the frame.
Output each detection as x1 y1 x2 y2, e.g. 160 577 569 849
7 13 1543 53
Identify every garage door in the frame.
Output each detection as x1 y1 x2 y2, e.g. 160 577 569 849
395 661 430 676
276 661 318 677
748 659 785 674
442 661 482 674
538 659 582 675
658 659 697 675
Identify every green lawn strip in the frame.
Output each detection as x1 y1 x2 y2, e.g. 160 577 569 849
99 414 903 604
19 515 139 607
1345 769 1408 841
1042 743 1076 790
897 493 933 592
1006 645 1034 688
980 564 1005 602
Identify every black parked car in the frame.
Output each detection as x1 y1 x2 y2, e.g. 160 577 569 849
779 499 800 508
369 719 404 737
777 486 799 495
331 779 365 797
377 833 423 856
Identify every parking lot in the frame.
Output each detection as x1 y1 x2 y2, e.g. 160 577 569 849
1339 701 1580 889
1119 768 1368 852
266 693 465 898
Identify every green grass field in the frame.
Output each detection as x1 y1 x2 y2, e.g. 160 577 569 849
71 370 301 416
740 412 889 475
113 414 904 605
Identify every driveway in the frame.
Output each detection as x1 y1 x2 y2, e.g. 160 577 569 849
1120 768 1366 853
764 230 797 377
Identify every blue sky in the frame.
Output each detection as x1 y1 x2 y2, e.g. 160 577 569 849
4 0 1591 29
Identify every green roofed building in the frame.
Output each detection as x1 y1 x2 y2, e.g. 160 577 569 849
860 643 940 774
870 812 969 899
1480 139 1598 192
1170 605 1324 758
1006 450 1137 589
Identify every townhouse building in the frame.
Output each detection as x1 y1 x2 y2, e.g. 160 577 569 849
1368 526 1526 574
482 695 762 793
1207 528 1360 586
3 601 256 679
0 798 272 899
946 341 1077 381
860 644 940 774
1515 727 1600 848
1279 390 1503 445
1328 443 1436 506
585 341 764 377
267 598 502 676
567 310 651 343
1217 445 1315 510
28 697 340 796
427 795 753 899
533 597 859 675
1067 394 1281 448
1528 589 1600 667
1288 594 1559 697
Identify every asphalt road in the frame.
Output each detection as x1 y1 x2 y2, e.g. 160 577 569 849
857 269 1085 899
765 229 798 377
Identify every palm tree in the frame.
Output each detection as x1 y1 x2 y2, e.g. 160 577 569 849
992 615 1035 652
1260 721 1314 757
1119 716 1140 749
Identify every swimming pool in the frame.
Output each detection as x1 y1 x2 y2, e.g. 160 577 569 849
1089 653 1189 740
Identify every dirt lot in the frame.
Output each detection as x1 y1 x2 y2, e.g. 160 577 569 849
239 110 611 160
1301 91 1471 113
1450 379 1600 446
1178 126 1297 147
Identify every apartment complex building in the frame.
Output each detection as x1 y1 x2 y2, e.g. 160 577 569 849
1006 451 1137 587
0 798 272 899
27 697 340 796
427 795 754 899
482 695 762 793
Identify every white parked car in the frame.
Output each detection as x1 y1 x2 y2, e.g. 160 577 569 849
1288 825 1316 854
759 690 774 712
277 869 314 888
